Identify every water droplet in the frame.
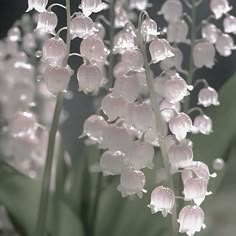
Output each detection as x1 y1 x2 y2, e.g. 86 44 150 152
213 158 225 171
35 50 42 58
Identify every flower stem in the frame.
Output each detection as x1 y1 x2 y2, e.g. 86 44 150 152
135 29 178 236
183 0 197 113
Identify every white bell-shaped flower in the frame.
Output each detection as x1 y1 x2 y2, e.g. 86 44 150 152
93 22 106 38
181 169 193 185
42 37 67 66
70 13 94 39
127 102 153 132
80 36 106 63
201 24 219 43
164 73 192 103
168 143 193 170
9 112 37 137
100 151 127 176
224 15 236 34
160 99 181 123
193 42 216 68
127 141 154 170
215 33 234 57
44 65 72 94
36 11 58 35
121 49 144 72
81 115 108 143
113 74 139 103
210 0 232 19
148 186 175 216
7 27 21 42
80 0 105 17
192 115 213 135
101 94 128 121
149 37 174 64
27 0 48 12
169 113 192 141
141 17 158 42
100 125 133 153
115 8 129 28
77 63 103 94
167 19 189 43
130 0 148 11
183 177 208 206
159 0 183 23
198 86 220 107
117 167 146 198
178 205 205 236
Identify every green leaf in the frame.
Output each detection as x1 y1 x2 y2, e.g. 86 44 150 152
0 162 84 236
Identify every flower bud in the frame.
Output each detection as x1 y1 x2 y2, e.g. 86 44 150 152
198 86 220 107
27 0 48 12
210 0 232 19
80 0 104 17
167 19 189 43
117 168 146 198
168 143 193 170
100 151 127 176
70 13 94 39
160 0 183 22
36 11 58 35
42 37 67 66
215 33 234 57
77 63 103 94
178 205 205 236
160 99 181 122
201 24 219 43
192 115 213 135
44 65 72 94
193 42 215 68
148 186 175 216
223 15 236 34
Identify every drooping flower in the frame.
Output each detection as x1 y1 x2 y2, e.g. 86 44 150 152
80 0 105 17
210 0 232 19
198 86 220 107
215 33 234 57
201 24 219 43
223 15 236 34
141 17 158 42
160 99 181 123
148 186 175 216
27 0 48 12
192 115 213 135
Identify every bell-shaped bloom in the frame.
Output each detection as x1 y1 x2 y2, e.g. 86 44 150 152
178 205 206 236
198 86 220 107
210 0 232 19
130 0 148 11
36 11 58 35
44 64 72 94
148 186 175 216
141 17 158 42
183 177 209 206
224 15 236 34
7 27 21 42
77 63 103 94
169 112 192 141
70 13 94 39
127 102 153 132
101 94 128 122
126 141 154 170
167 19 189 43
9 112 37 137
100 151 127 176
201 24 219 43
113 74 139 103
215 33 234 57
149 37 174 64
81 115 108 143
80 0 105 17
42 37 67 66
168 143 193 170
117 167 146 198
121 49 144 72
115 7 129 28
193 42 216 68
27 0 48 12
160 99 181 123
192 115 213 135
80 36 106 63
163 73 193 103
159 0 183 22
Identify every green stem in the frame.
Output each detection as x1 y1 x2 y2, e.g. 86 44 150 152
183 0 197 113
108 0 116 88
34 92 64 236
135 27 178 236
